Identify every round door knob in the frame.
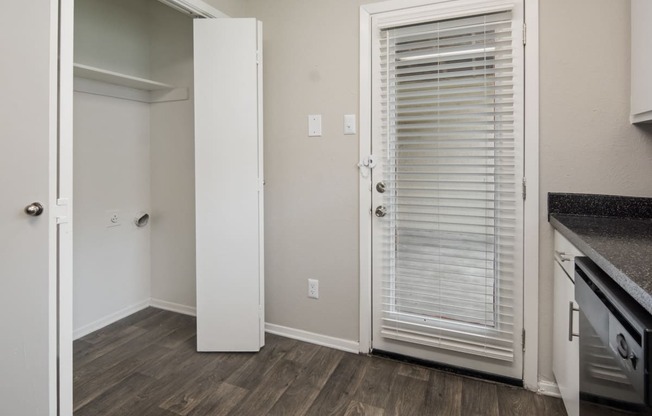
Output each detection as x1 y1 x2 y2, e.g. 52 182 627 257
25 202 44 217
375 206 387 217
376 182 386 193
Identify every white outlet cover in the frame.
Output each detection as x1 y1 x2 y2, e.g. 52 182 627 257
308 278 319 299
107 210 121 227
308 115 322 137
344 114 356 135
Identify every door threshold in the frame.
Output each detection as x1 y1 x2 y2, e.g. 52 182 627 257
371 349 523 388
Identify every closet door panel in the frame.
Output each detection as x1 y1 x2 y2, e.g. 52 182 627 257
194 18 262 352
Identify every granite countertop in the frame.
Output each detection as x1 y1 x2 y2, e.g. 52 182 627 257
549 193 652 314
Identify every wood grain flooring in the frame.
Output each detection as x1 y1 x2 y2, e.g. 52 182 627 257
74 308 567 415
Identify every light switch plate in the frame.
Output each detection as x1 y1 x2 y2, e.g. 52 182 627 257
344 114 356 135
308 115 322 137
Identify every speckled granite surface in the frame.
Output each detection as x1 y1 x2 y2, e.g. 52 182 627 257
548 193 652 314
549 192 652 220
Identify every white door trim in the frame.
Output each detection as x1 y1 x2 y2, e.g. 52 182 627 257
522 0 540 392
358 0 540 389
56 0 229 412
58 1 74 413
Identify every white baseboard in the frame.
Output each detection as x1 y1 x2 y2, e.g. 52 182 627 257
73 299 150 340
265 323 359 354
149 298 196 316
537 379 561 398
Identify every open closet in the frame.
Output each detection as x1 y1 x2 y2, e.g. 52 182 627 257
71 0 264 353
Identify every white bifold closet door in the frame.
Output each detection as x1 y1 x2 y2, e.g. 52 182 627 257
194 18 264 352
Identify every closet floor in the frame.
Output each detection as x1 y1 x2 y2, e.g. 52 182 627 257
74 307 566 416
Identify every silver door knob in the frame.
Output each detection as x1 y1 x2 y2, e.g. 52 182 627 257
375 206 387 217
25 202 44 217
376 182 386 193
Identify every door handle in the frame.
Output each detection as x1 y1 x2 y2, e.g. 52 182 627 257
375 206 387 217
569 301 580 341
25 202 44 217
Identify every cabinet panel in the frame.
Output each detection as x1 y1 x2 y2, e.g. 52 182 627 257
631 0 652 123
554 231 583 279
553 260 580 416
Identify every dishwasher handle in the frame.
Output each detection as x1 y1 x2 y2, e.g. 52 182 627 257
569 301 580 341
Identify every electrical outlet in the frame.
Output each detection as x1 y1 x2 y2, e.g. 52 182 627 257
308 279 319 299
107 210 121 228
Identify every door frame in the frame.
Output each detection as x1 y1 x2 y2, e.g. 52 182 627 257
56 0 229 413
358 0 540 391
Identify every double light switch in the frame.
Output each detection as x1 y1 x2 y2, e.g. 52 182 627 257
307 114 357 136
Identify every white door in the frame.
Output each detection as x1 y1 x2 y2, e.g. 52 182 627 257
370 1 524 379
0 0 59 414
194 18 264 352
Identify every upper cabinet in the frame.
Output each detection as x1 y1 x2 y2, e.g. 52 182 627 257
631 0 652 123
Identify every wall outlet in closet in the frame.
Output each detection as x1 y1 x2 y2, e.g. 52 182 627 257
308 279 319 299
106 210 121 228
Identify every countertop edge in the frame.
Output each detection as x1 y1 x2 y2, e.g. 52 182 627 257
549 214 652 315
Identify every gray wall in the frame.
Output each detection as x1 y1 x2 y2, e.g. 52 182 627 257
538 0 652 381
149 1 197 310
242 0 376 341
209 0 652 382
73 0 153 333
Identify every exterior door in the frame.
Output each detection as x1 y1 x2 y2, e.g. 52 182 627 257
194 18 265 352
0 0 60 414
370 0 525 379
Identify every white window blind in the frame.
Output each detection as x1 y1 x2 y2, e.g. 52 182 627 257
379 10 519 362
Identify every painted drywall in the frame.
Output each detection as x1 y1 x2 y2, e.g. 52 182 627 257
204 0 249 17
73 92 152 332
74 0 151 78
538 0 652 382
242 0 385 343
73 0 154 332
149 2 197 310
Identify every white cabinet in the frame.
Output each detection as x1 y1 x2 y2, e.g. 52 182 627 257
631 0 652 123
552 231 583 416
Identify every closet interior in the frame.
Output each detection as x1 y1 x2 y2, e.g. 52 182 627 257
73 0 197 339
72 0 265 354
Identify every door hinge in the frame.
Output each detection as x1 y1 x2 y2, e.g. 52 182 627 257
522 329 526 352
521 177 527 200
56 198 71 224
523 23 527 46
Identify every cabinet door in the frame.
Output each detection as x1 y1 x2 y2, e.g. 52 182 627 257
631 0 652 123
553 261 579 416
194 18 264 352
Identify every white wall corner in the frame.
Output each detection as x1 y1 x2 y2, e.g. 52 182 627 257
537 378 561 398
149 298 197 316
265 323 360 354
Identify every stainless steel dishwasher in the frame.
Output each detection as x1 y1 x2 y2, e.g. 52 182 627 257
575 256 652 415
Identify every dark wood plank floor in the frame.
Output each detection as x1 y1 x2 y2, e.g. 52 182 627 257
74 308 567 415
